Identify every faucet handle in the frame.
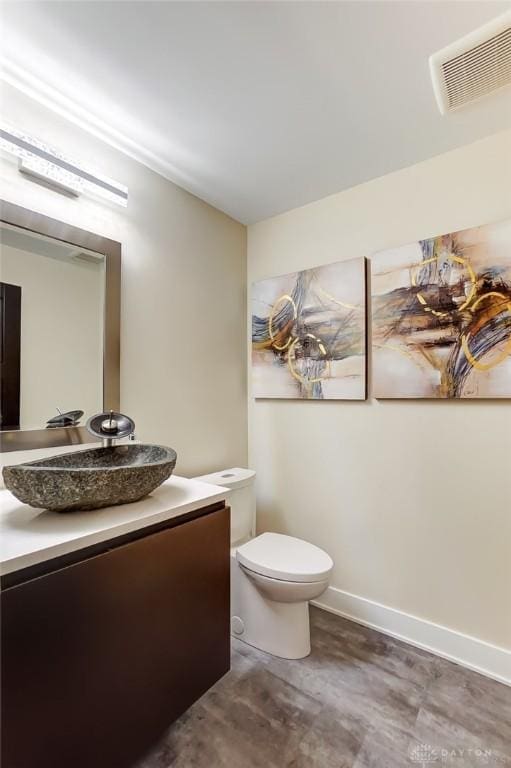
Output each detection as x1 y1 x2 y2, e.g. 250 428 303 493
101 411 119 434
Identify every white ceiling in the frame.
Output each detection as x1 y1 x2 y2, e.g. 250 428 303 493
1 1 511 223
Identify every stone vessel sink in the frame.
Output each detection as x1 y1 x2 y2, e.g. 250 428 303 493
2 444 177 513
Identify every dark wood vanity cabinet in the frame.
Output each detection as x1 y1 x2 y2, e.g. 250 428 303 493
1 503 230 768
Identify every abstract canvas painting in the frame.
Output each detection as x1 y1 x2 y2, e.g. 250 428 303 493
252 257 366 399
371 219 511 398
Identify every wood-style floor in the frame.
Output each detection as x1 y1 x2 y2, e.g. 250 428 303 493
137 607 511 767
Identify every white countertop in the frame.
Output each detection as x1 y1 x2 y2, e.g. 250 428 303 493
0 475 230 575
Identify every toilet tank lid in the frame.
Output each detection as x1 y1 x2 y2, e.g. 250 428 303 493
194 467 255 490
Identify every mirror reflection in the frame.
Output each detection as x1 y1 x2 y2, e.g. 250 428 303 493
0 222 105 431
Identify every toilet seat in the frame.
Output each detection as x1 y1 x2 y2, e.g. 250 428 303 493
236 532 333 583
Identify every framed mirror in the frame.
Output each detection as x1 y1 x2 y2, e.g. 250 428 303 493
0 201 120 452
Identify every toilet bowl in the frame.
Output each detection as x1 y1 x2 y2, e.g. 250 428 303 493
194 468 333 660
232 531 333 658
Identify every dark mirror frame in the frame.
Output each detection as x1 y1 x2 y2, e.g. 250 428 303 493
0 200 121 452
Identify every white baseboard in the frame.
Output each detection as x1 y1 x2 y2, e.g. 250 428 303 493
312 586 511 687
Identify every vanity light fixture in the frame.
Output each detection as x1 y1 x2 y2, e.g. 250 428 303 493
0 123 128 207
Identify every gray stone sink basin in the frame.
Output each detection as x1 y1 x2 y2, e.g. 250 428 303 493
2 444 177 512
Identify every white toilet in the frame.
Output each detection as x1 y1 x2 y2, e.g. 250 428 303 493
194 468 333 660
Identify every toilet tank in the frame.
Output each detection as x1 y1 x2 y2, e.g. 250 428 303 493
193 468 256 546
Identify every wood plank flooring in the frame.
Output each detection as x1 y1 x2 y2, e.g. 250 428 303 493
137 607 511 768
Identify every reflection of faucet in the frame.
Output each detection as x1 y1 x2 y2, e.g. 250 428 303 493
46 408 84 428
86 410 136 447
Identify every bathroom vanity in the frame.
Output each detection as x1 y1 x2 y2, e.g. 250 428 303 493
0 476 231 768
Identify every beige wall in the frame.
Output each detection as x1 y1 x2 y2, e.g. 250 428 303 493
248 130 511 650
0 82 247 476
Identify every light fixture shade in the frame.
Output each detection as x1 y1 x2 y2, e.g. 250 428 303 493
0 123 128 206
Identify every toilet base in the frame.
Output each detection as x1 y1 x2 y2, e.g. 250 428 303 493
230 554 311 659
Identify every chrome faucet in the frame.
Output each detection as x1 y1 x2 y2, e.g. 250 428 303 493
86 410 136 447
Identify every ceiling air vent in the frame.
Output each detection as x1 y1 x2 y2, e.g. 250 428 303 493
430 11 511 114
